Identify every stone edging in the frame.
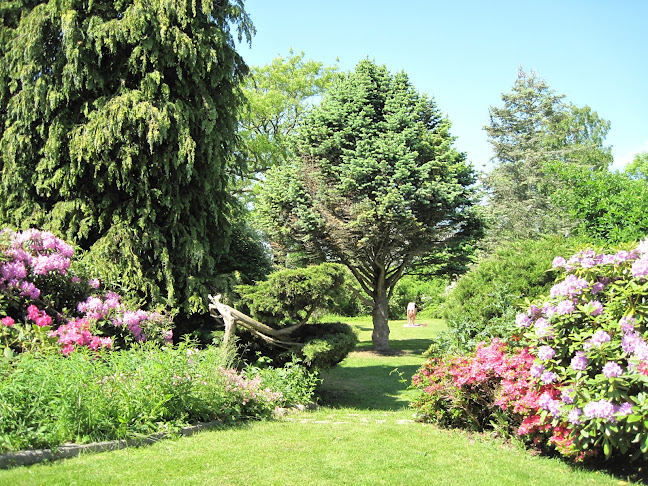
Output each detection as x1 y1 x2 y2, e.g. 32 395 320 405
0 421 222 470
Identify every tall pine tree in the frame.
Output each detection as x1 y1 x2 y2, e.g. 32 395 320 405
483 68 612 244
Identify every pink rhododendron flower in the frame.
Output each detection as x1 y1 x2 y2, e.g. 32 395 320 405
1 316 14 327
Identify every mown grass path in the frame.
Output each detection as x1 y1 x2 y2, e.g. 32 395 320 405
0 318 632 485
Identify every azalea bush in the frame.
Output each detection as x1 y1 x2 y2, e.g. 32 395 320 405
0 228 173 358
412 238 648 462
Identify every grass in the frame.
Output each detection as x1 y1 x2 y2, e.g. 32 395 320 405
0 317 639 485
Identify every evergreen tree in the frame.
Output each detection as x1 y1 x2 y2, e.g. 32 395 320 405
483 68 612 244
0 0 253 313
257 60 483 352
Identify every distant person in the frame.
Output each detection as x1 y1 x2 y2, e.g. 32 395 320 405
406 301 418 327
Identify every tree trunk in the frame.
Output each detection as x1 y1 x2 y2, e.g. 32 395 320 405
371 276 390 353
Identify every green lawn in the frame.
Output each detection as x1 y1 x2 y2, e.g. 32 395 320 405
0 318 638 485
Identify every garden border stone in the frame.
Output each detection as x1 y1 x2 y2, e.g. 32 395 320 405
0 421 222 469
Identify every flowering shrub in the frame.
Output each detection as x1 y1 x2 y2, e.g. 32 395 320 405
0 228 173 357
413 238 648 462
516 240 648 461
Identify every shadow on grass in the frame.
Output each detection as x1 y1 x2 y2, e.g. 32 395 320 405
318 362 422 411
353 337 433 355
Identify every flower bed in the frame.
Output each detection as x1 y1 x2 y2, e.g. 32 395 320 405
412 239 648 462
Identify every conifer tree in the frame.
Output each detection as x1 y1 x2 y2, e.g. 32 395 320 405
483 68 612 244
0 0 254 313
258 60 483 352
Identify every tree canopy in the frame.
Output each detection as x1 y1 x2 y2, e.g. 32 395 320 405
482 68 612 245
257 60 483 352
236 51 338 197
0 0 254 313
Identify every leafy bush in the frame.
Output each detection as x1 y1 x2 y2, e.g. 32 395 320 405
412 238 648 462
246 359 320 407
236 322 358 370
516 241 648 461
237 263 346 327
436 236 577 353
388 276 448 319
0 342 286 452
233 264 357 368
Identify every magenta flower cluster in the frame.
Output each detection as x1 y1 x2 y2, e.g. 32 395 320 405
0 228 173 355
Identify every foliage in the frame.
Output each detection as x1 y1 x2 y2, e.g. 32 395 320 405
0 342 287 452
436 236 576 354
413 239 648 463
482 68 612 245
0 228 173 358
246 358 320 407
296 322 358 369
236 51 338 199
0 0 254 314
517 241 648 461
257 59 484 351
234 264 357 368
547 162 648 244
625 152 648 180
388 275 449 319
237 263 346 328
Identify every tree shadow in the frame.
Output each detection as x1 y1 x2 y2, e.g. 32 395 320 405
318 361 423 411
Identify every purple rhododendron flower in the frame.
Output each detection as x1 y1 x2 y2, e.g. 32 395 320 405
534 318 554 339
540 371 559 384
631 256 648 280
568 408 583 424
583 400 616 421
537 345 556 361
591 282 605 294
555 299 575 315
590 330 611 346
530 363 545 378
550 274 590 299
619 316 636 333
561 388 574 404
587 300 604 316
615 402 634 416
538 392 562 416
515 313 532 328
602 361 624 378
552 256 567 268
570 351 588 371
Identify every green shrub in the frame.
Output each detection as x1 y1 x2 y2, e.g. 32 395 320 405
388 276 449 319
246 360 320 407
0 342 289 452
237 263 346 328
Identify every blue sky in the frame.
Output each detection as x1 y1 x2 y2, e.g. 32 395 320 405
237 0 647 172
